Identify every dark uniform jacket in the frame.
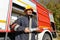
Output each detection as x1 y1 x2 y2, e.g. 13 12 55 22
15 15 37 40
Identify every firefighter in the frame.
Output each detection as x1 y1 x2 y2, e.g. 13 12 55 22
11 5 38 40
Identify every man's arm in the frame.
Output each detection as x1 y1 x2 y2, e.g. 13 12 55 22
10 18 30 33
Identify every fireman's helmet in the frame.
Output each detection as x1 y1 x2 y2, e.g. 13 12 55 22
24 5 33 13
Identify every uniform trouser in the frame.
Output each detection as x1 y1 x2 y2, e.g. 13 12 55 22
15 32 36 40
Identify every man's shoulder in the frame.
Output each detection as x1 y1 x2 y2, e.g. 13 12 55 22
19 16 27 19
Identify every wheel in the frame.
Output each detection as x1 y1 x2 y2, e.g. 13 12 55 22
52 32 57 38
42 33 52 40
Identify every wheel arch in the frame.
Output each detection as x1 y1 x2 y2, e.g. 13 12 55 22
44 31 52 40
38 30 53 40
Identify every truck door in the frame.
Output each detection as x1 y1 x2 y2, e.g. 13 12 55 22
0 0 12 32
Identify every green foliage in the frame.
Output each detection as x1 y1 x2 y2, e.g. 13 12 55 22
47 3 60 30
39 0 60 30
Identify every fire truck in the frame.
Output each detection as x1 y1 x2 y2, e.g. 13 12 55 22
0 0 56 40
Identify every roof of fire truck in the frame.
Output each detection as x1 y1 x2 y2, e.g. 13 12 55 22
13 0 37 12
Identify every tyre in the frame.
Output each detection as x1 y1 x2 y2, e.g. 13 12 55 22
42 33 52 40
52 32 57 38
